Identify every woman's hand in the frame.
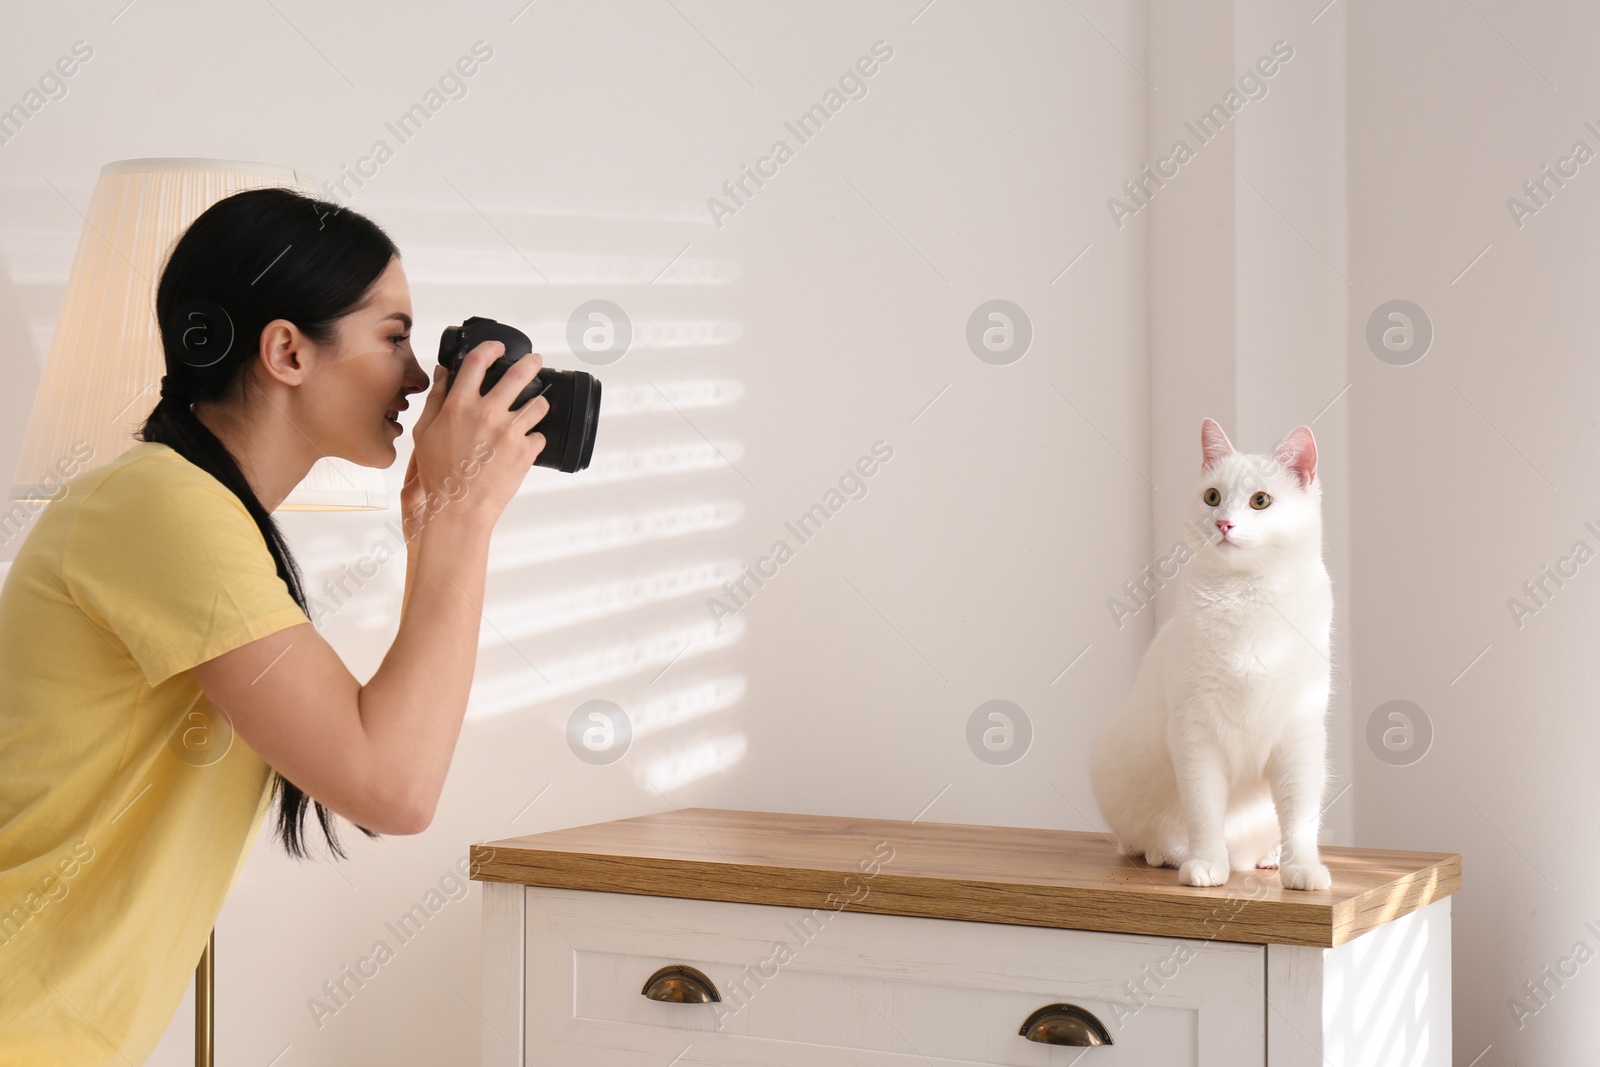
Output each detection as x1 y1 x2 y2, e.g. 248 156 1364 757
400 369 446 539
403 341 550 533
399 371 444 537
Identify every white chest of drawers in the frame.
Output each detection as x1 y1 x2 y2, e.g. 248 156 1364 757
470 809 1460 1067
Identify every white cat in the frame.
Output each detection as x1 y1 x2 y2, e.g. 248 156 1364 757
1089 418 1333 891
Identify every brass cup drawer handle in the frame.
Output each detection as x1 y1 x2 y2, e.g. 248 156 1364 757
641 964 722 1003
641 968 1111 1048
1020 1003 1114 1046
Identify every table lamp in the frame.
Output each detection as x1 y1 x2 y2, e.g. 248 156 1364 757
9 156 388 509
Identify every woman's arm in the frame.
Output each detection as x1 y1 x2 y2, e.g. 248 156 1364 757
361 503 494 829
399 448 426 619
190 502 496 835
399 507 424 619
193 351 543 836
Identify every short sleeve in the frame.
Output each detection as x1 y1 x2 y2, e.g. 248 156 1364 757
62 458 310 688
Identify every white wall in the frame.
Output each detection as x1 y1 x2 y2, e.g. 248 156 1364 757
1348 0 1600 1063
4 0 1570 1063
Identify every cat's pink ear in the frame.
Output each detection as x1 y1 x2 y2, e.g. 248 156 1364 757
1201 418 1234 472
1275 426 1318 488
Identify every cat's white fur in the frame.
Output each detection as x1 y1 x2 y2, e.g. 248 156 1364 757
1089 418 1333 891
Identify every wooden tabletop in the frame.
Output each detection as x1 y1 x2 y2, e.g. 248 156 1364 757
470 807 1461 948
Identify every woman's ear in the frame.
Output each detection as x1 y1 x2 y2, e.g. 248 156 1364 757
256 318 313 389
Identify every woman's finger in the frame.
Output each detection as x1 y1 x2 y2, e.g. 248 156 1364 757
510 393 551 437
414 364 449 437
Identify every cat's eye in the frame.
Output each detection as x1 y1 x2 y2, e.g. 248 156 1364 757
1250 491 1272 510
1203 487 1221 506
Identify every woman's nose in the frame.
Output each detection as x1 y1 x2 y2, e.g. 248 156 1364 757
402 360 431 395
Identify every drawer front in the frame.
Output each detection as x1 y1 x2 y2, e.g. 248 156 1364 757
523 887 1264 1066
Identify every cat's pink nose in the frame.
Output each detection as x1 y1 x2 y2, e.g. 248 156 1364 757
1216 519 1234 534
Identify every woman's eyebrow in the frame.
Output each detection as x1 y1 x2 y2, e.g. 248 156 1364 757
382 312 413 330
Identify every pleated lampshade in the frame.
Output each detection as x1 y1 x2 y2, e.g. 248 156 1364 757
9 157 388 510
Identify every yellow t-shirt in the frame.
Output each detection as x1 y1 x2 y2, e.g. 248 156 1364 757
0 441 310 1065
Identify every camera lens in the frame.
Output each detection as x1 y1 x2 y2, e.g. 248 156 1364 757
436 317 602 473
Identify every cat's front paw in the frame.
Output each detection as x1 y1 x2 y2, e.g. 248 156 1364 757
1280 861 1332 891
1179 857 1230 887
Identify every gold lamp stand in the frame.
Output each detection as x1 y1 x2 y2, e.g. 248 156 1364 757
195 929 214 1066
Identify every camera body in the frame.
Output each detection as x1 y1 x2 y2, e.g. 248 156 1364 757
436 316 601 473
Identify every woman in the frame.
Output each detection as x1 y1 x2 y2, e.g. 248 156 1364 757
0 186 549 1064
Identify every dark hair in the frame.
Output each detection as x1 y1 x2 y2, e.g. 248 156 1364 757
134 186 398 861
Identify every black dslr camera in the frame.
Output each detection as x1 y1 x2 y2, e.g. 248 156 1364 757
437 316 601 473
